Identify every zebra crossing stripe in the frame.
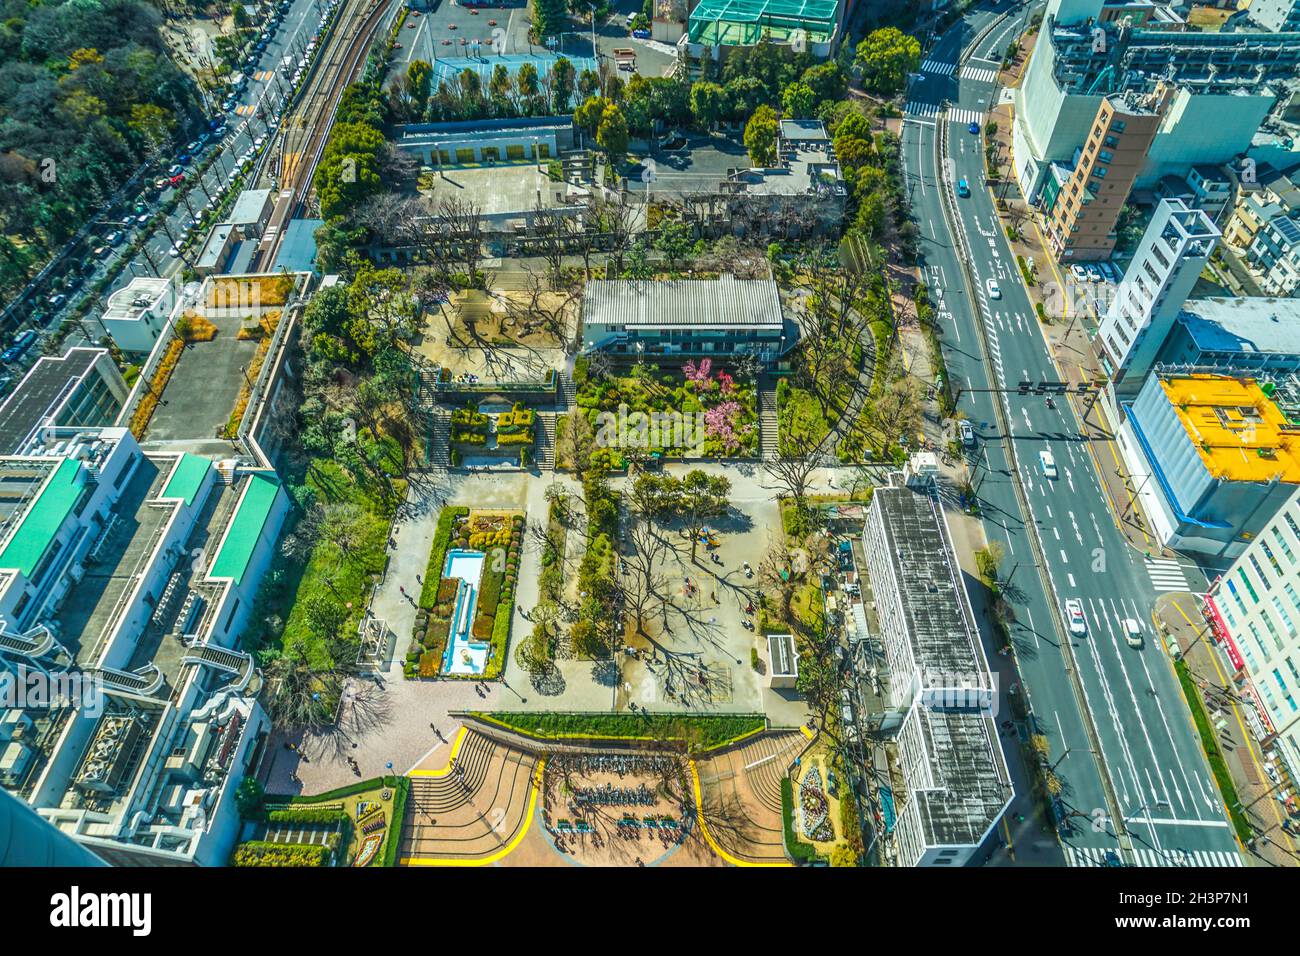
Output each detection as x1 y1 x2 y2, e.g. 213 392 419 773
959 66 998 83
904 101 941 118
1145 558 1190 592
947 108 983 126
1067 846 1242 867
921 60 956 75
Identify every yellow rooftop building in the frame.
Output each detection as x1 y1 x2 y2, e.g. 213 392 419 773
1159 375 1300 483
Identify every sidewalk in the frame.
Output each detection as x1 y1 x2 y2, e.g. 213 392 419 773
1154 593 1300 867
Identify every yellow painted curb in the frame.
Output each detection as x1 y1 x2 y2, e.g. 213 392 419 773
688 759 791 868
401 757 545 866
409 725 468 777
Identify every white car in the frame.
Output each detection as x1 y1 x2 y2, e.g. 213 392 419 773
959 420 975 447
1070 264 1088 283
1065 599 1087 637
1038 449 1058 479
986 277 1001 300
168 244 182 258
1123 618 1143 648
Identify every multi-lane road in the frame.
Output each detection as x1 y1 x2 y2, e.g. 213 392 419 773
903 0 1242 866
12 0 336 356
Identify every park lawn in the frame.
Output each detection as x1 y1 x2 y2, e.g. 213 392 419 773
778 381 830 455
278 437 405 674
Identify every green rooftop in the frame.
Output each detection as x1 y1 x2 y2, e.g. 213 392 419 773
0 459 87 577
210 472 281 586
162 454 210 507
688 0 838 45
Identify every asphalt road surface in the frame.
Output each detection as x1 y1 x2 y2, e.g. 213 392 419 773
904 0 1242 867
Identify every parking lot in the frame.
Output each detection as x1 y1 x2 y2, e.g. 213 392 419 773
623 132 749 197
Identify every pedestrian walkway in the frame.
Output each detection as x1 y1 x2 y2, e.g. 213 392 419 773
921 58 956 75
1065 846 1242 867
959 65 998 84
947 108 983 126
1145 556 1193 594
903 103 984 127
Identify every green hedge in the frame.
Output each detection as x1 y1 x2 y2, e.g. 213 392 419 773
380 777 410 867
781 777 821 865
1174 660 1252 843
472 712 766 750
420 506 469 608
281 775 402 805
230 841 333 867
266 807 348 826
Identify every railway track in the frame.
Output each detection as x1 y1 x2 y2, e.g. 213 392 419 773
257 0 395 268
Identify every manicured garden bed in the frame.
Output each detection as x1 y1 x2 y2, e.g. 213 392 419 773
573 356 758 463
407 508 521 680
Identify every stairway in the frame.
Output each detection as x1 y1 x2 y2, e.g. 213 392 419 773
758 378 779 461
427 409 450 468
215 460 238 485
558 373 577 411
536 412 556 471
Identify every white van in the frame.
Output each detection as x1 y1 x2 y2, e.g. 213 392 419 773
1122 618 1143 648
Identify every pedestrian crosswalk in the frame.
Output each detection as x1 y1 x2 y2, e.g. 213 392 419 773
921 59 956 75
1145 556 1192 594
959 65 999 84
902 103 985 127
1066 846 1242 867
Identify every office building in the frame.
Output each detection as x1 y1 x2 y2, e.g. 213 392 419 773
1047 90 1165 261
581 276 796 367
1201 486 1300 813
1099 200 1220 395
860 472 1012 867
1151 296 1300 377
1117 373 1300 557
0 427 289 864
0 348 129 456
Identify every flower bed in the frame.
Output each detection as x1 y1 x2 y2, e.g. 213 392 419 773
572 357 758 461
230 840 334 867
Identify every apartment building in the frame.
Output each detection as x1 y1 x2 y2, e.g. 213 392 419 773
1098 199 1220 396
1047 91 1164 261
1222 160 1300 251
860 470 1012 867
1150 296 1300 378
0 427 289 865
1246 211 1300 297
1249 0 1300 32
1013 0 1295 203
1116 373 1300 557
